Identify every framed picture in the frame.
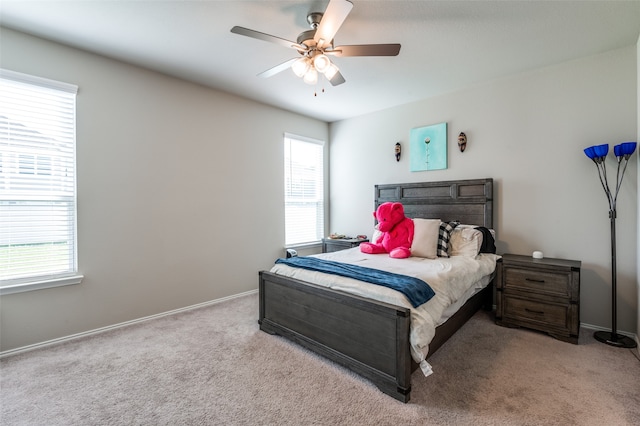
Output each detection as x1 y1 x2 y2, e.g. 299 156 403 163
410 122 447 171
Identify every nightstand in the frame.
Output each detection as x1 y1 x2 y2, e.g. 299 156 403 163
322 238 368 253
495 254 581 344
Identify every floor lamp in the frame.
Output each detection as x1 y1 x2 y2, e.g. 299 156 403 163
583 141 637 348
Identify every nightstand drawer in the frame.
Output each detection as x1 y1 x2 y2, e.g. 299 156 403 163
504 267 571 298
503 296 569 329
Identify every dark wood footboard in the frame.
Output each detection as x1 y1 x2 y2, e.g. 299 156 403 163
259 270 495 402
259 270 413 402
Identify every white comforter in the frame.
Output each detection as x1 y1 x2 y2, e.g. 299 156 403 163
270 248 500 375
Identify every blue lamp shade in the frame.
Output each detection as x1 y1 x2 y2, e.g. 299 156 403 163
593 144 609 158
618 142 637 156
584 143 609 159
583 146 597 159
614 144 623 157
623 142 637 154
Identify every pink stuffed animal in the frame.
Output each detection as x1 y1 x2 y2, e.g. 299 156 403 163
360 202 414 258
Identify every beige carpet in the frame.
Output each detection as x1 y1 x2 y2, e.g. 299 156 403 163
1 292 639 425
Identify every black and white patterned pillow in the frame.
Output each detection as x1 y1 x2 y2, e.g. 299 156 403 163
437 221 460 257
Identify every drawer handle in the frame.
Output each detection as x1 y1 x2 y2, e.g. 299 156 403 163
525 308 545 315
525 278 545 283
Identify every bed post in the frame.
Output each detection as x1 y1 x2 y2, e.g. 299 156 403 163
395 309 412 401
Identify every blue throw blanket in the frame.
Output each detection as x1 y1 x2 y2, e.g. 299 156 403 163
275 257 435 308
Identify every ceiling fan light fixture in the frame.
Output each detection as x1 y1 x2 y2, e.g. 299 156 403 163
313 54 332 73
324 62 339 80
303 67 318 85
291 57 310 77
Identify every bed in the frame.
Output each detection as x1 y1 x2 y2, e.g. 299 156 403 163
258 178 497 402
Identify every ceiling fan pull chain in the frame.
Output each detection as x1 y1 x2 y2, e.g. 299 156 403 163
314 78 323 97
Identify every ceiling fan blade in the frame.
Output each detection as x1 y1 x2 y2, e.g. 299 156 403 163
314 0 353 49
329 44 401 57
231 26 306 51
328 70 346 86
257 58 298 78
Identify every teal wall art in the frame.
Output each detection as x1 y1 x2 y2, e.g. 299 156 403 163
410 122 447 171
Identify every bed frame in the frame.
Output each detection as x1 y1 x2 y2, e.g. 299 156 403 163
259 178 495 402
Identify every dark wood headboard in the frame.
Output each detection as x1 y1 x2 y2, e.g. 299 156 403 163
374 178 493 228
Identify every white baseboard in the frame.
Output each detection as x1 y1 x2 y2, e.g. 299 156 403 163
0 289 258 359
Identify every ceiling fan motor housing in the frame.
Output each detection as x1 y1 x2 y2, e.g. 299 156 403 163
297 29 318 48
297 12 334 53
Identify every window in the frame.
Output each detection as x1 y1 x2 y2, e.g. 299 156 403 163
0 69 82 294
284 133 325 246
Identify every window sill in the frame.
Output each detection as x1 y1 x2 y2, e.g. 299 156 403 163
286 241 322 250
0 275 84 295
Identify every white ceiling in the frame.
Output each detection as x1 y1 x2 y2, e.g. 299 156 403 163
2 1 640 122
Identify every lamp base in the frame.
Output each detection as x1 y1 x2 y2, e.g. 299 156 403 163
593 331 637 348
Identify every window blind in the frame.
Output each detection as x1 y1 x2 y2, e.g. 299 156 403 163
284 134 325 246
0 69 79 286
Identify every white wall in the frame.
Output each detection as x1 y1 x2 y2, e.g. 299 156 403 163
329 47 638 334
0 28 329 352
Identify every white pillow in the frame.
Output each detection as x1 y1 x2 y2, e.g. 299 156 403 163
410 219 441 259
371 225 383 245
450 225 483 257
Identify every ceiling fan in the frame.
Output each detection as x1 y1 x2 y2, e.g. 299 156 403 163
230 0 401 87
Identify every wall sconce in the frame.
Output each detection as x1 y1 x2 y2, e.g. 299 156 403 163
458 132 467 152
395 142 401 161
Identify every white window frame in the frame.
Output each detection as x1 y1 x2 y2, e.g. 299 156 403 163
0 69 83 295
284 133 326 248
